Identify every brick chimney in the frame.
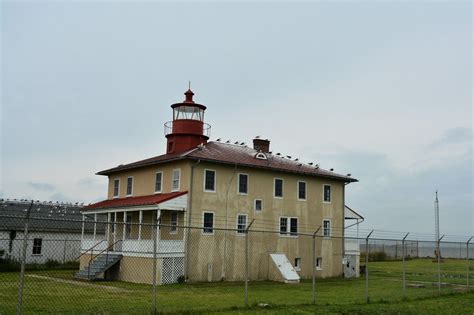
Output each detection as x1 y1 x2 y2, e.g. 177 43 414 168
253 138 270 153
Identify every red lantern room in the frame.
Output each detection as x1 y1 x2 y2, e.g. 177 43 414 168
164 88 211 154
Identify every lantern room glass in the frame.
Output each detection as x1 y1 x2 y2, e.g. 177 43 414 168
173 106 204 121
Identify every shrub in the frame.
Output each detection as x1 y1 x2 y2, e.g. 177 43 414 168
0 257 21 271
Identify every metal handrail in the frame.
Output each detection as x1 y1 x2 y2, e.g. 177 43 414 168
87 239 122 280
74 239 106 262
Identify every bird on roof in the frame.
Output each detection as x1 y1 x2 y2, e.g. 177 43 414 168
330 168 334 171
255 135 260 139
286 155 291 159
226 140 230 143
240 142 245 145
216 138 221 141
276 153 281 156
294 158 299 161
234 141 239 145
308 162 313 165
347 173 351 177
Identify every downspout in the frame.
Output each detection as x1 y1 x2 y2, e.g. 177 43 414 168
185 159 200 282
221 163 237 280
342 182 348 278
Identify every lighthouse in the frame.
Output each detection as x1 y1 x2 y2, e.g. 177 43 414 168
164 88 211 154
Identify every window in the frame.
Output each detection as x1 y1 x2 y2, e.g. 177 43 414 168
203 212 214 234
172 169 181 191
155 172 163 193
32 238 42 255
204 170 216 192
323 185 331 203
236 214 247 234
280 217 298 236
316 257 322 270
238 174 248 194
290 218 298 235
126 177 133 196
279 217 288 235
170 212 178 234
323 219 331 236
113 179 120 198
298 181 306 200
274 178 283 198
294 258 301 271
254 199 263 212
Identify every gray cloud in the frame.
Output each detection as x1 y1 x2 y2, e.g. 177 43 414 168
27 182 55 192
431 127 472 147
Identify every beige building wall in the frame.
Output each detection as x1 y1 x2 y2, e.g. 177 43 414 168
187 161 345 281
118 256 162 284
106 160 192 199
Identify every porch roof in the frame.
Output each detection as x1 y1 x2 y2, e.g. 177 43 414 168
83 191 187 211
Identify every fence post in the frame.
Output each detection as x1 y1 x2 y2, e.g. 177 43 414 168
244 219 255 307
152 211 161 315
402 233 409 298
312 226 321 304
437 234 445 295
16 200 34 315
467 237 473 288
365 230 374 303
63 236 68 264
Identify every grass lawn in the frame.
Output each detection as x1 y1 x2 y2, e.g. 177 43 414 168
0 258 472 314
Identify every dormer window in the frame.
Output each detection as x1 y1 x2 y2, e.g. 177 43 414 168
255 152 267 160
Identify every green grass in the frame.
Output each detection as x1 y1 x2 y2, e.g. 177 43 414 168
0 258 472 314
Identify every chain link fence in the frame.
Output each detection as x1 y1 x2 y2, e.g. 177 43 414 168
0 213 472 314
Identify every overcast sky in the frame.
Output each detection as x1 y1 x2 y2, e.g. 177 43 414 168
1 2 472 238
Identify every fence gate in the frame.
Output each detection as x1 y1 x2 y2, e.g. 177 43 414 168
161 257 185 284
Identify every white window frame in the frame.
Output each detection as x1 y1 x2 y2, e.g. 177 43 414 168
32 238 42 255
203 169 216 193
294 257 301 271
126 176 133 197
202 211 215 235
279 216 288 235
323 184 332 203
170 211 178 234
316 257 323 270
113 179 120 198
323 219 331 237
237 173 249 195
279 216 298 237
297 181 307 201
172 169 181 192
254 199 263 212
274 178 284 199
236 214 248 235
154 171 163 194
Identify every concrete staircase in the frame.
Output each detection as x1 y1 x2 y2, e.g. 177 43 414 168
75 253 123 280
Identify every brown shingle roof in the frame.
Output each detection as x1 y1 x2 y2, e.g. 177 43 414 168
83 191 187 210
97 142 357 182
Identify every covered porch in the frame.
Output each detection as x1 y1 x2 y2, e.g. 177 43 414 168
81 192 187 257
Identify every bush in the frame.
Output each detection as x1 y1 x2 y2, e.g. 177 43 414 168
177 275 187 284
0 257 21 272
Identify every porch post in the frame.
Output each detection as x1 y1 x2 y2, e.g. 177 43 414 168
123 211 127 242
106 212 111 244
93 213 97 242
138 210 143 240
